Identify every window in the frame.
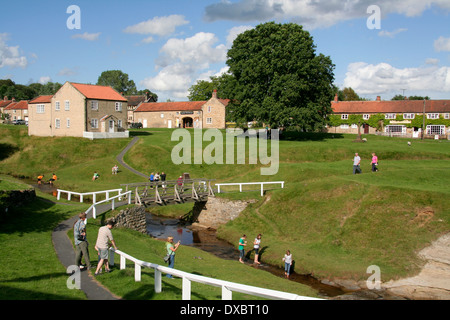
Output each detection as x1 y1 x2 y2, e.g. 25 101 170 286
426 125 445 135
340 124 349 129
115 102 122 112
351 124 358 129
55 101 60 111
386 125 405 135
385 113 396 120
444 113 450 120
66 118 70 128
160 113 164 118
91 118 98 129
37 104 45 114
118 120 122 128
91 100 98 110
65 100 70 111
341 114 348 120
206 117 212 124
427 113 439 119
403 113 415 119
208 106 212 113
55 118 60 129
363 114 370 120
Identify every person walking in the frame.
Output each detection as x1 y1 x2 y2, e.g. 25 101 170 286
165 236 181 278
238 234 247 264
371 152 379 172
282 250 293 279
253 234 262 265
353 153 362 174
74 212 91 271
94 220 118 276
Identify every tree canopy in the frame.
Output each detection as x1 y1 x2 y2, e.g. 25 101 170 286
97 70 137 95
226 22 335 130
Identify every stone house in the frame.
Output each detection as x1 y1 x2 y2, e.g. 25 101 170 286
125 93 156 126
3 100 28 123
28 82 129 139
0 96 14 115
328 94 450 139
134 90 228 129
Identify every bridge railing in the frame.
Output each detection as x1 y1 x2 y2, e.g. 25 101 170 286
109 248 322 301
215 181 285 197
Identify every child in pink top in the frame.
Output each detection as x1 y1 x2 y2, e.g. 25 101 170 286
371 153 378 172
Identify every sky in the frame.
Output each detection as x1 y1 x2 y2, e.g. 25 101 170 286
1 0 450 102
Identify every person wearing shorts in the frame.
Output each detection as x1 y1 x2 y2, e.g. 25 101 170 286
253 234 262 265
238 235 247 263
94 220 118 276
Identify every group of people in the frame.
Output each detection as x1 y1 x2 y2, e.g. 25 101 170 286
73 212 118 276
352 152 379 174
149 171 166 183
37 173 57 185
238 234 294 279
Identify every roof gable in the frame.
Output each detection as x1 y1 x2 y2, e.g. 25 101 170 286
69 82 127 102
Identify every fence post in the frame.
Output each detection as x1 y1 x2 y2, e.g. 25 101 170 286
135 263 141 282
155 269 162 293
68 192 72 201
57 190 61 200
112 199 115 211
128 192 131 204
93 193 96 204
217 185 221 193
222 286 233 300
109 249 115 266
261 184 264 197
182 277 191 300
93 206 97 219
80 194 83 203
120 255 126 270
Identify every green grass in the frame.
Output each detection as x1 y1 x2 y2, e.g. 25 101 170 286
0 125 449 299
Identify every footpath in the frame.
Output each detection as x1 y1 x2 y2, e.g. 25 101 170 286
52 137 144 300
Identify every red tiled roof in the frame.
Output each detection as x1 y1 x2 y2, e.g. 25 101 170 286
0 100 13 108
70 82 127 102
135 101 206 112
4 100 28 110
331 100 450 114
29 95 53 104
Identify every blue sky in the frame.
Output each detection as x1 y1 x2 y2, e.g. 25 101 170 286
1 0 450 101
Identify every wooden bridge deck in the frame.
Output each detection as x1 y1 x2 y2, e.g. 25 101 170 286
121 179 215 207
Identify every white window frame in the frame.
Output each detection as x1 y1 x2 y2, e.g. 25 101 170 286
65 100 70 111
66 118 70 128
118 120 122 128
55 118 61 129
385 113 396 120
426 125 445 135
427 113 439 119
208 106 212 113
91 100 98 110
444 113 450 120
36 104 45 114
115 102 122 112
363 114 370 120
206 117 212 124
340 124 349 129
341 114 348 120
403 113 415 119
55 101 60 111
351 124 358 129
91 118 98 129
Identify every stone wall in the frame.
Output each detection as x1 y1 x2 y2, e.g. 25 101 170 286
113 205 147 234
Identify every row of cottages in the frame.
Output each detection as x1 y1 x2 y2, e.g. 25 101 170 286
328 95 450 139
134 90 228 129
1 97 29 122
28 82 129 139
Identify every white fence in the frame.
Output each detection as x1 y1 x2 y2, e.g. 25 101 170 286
56 188 123 203
109 248 321 301
85 191 132 219
215 181 285 197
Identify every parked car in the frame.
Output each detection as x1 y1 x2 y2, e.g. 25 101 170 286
130 122 143 129
13 119 26 125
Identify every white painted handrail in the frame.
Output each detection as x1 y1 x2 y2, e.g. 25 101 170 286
109 248 322 301
56 188 123 203
215 181 285 196
85 191 132 219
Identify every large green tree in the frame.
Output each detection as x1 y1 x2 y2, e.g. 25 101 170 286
97 70 137 95
226 22 335 130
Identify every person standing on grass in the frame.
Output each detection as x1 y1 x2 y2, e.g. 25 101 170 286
238 234 247 263
253 234 262 265
353 153 362 174
74 212 91 271
371 152 379 172
282 250 293 279
94 220 118 276
166 236 181 278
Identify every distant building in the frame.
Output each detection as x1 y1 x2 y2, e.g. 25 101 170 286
4 100 28 123
134 90 228 129
328 94 450 139
28 82 129 139
125 92 156 126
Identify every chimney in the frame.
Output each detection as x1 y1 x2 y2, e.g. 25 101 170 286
212 89 217 99
334 93 338 103
3 96 7 101
376 96 381 102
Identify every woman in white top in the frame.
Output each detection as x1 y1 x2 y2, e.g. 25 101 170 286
253 234 262 265
282 250 293 279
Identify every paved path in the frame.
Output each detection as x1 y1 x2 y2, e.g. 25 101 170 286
52 137 143 300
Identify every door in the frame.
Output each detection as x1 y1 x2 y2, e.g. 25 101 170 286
109 120 115 133
143 119 148 128
168 120 172 128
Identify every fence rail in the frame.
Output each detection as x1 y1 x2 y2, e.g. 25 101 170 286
85 191 132 219
215 181 285 197
109 248 321 301
56 188 123 203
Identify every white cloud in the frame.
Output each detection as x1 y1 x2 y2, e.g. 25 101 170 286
434 36 450 52
140 32 228 99
226 25 254 47
71 32 101 41
204 0 450 29
0 33 27 69
378 28 408 38
38 76 51 85
123 15 189 37
57 67 78 77
343 62 450 96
